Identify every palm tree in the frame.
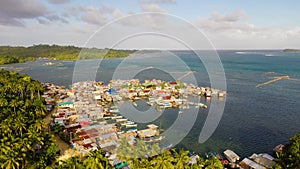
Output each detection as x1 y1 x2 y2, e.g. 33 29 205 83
60 157 84 169
84 150 111 169
0 97 8 107
13 115 27 136
149 143 163 157
195 156 205 168
34 119 45 132
16 83 25 99
1 155 20 169
33 98 46 117
151 151 174 169
9 99 18 114
174 149 191 169
84 156 109 169
204 157 223 169
117 137 132 160
27 83 36 99
1 119 13 135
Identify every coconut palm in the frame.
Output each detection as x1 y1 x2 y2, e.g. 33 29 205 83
204 157 223 169
0 97 8 107
174 149 191 169
9 99 18 114
151 151 174 169
1 155 20 169
61 157 84 169
13 114 27 136
84 151 111 169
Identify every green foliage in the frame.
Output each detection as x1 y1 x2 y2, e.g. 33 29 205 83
51 124 64 134
0 45 137 64
0 70 59 168
116 137 223 169
50 150 112 169
275 132 300 168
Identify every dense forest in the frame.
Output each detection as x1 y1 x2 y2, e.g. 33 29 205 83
0 70 58 168
0 45 137 64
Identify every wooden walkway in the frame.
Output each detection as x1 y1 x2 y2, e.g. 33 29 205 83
177 71 194 80
256 76 290 88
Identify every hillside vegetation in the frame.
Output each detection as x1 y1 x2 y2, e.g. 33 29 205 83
0 45 137 64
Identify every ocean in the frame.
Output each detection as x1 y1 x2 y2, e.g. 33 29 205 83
2 50 300 157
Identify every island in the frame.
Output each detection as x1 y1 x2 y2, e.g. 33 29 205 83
283 49 300 52
0 44 137 64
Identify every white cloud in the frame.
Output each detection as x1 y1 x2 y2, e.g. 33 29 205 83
147 0 176 4
140 4 168 13
0 0 50 26
197 10 252 32
193 10 300 49
47 0 70 4
80 6 108 25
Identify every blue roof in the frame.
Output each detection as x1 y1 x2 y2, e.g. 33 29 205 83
58 101 73 106
107 88 117 94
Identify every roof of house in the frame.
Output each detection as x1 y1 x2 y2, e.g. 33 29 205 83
58 101 73 106
224 149 240 162
241 158 266 169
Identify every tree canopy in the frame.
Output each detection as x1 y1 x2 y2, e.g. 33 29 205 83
274 132 300 169
0 69 59 168
0 45 137 64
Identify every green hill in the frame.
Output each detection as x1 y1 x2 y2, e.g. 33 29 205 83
0 44 137 64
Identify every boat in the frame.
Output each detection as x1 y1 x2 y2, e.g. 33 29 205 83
111 115 123 120
198 103 207 108
125 121 135 125
43 62 63 66
110 109 120 113
147 101 154 106
218 91 226 97
132 102 138 107
126 124 137 128
116 118 128 123
205 91 211 97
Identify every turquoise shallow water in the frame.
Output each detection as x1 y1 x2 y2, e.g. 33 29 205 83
2 50 300 157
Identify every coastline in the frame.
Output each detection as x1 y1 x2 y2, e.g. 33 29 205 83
43 80 281 168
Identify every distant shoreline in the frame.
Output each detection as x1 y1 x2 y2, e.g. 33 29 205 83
283 49 300 52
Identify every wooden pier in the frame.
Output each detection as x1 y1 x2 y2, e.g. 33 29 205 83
256 76 290 88
177 71 194 80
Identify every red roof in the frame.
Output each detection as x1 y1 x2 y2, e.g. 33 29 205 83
163 95 171 100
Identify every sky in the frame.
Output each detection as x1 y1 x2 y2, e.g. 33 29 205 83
0 0 300 49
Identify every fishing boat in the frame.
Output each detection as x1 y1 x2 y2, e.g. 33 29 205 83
116 118 128 123
126 123 138 128
132 102 138 107
111 115 123 120
110 108 120 113
147 101 154 106
198 103 207 108
125 121 135 125
205 91 211 97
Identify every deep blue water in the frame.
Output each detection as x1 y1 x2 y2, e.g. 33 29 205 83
2 50 300 157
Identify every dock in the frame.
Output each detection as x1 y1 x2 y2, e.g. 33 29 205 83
177 71 194 80
256 76 290 88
